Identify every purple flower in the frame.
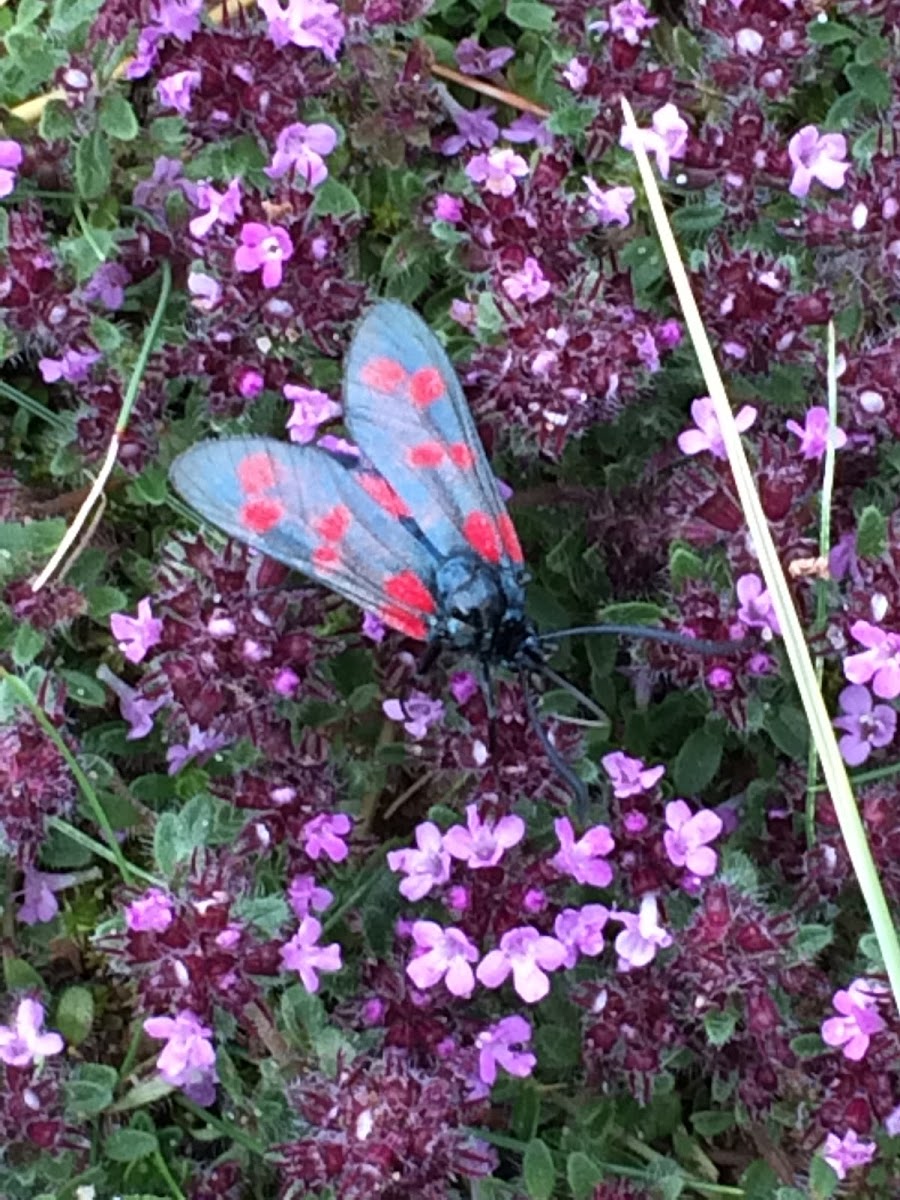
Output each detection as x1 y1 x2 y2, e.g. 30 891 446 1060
504 113 552 146
465 148 529 197
455 37 514 75
449 671 478 705
844 622 900 699
284 384 341 443
362 611 386 643
144 1010 217 1105
620 102 689 179
821 978 888 1061
440 106 499 156
443 804 525 869
583 179 636 227
606 0 657 44
39 347 101 384
677 395 757 459
434 193 464 223
502 257 550 303
280 916 343 992
0 999 64 1068
166 725 229 774
288 873 333 918
157 68 201 114
83 262 130 310
0 139 23 197
189 179 242 239
257 0 345 58
126 887 175 932
406 920 479 997
387 821 452 901
550 816 615 887
476 926 567 1003
612 894 673 971
132 155 188 210
233 222 294 289
786 406 847 460
475 1015 535 1086
788 126 850 199
110 598 163 664
382 691 445 740
833 684 897 766
822 1129 877 1181
266 122 337 186
735 573 780 637
663 800 722 877
553 904 609 967
18 867 74 925
97 664 167 739
302 812 351 863
600 751 665 798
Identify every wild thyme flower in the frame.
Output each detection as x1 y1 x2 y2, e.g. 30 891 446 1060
663 801 723 878
0 140 23 197
281 916 343 992
0 1000 64 1068
788 127 850 199
821 979 888 1062
476 926 567 1003
144 1010 218 1105
550 816 615 887
443 804 525 869
388 822 452 900
832 685 896 766
475 1016 535 1086
406 921 479 997
822 1129 877 1180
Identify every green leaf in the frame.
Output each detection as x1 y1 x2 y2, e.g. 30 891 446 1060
856 504 887 558
39 99 75 141
58 669 108 707
854 33 889 66
691 1109 735 1137
55 986 95 1045
844 63 891 108
764 703 809 758
669 544 704 588
85 584 128 620
476 292 504 336
793 923 833 960
546 98 598 137
703 1007 738 1047
3 955 44 991
75 130 113 200
65 1063 117 1116
672 202 727 234
596 601 667 625
128 465 170 507
99 92 139 140
50 0 104 35
790 1033 826 1059
105 1128 159 1162
506 0 554 31
153 811 189 878
566 1152 604 1200
808 1153 839 1197
740 1161 781 1200
522 1137 556 1200
824 90 860 130
12 622 45 667
233 894 289 937
806 17 856 45
673 726 723 795
312 177 362 217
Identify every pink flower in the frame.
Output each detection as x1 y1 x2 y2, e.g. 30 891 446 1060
125 887 175 932
440 105 499 155
387 821 452 900
273 667 300 696
443 804 525 869
844 621 900 699
284 383 341 443
18 868 74 925
0 999 64 1068
258 0 345 58
287 873 333 918
612 894 673 970
600 751 665 799
144 1010 217 1104
663 800 723 877
504 113 552 146
677 395 757 459
188 271 222 311
189 178 242 239
562 57 589 91
786 406 847 460
97 663 167 739
465 147 529 197
302 812 352 862
583 179 636 227
833 684 897 766
821 979 888 1061
237 368 265 399
166 725 228 774
39 347 101 383
382 691 444 739
550 816 615 887
822 1129 877 1180
280 916 343 992
502 257 550 303
607 0 657 44
406 920 479 997
434 193 464 223
475 1015 536 1086
449 670 478 704
361 611 386 643
157 68 201 114
788 126 850 199
476 926 567 1003
620 102 689 179
735 573 780 637
553 904 609 967
110 597 163 664
233 222 294 288
0 139 23 197
266 121 337 186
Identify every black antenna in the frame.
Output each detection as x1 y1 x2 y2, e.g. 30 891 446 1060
537 623 748 655
520 669 589 821
535 660 608 724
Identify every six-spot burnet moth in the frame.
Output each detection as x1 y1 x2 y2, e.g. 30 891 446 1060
170 301 741 810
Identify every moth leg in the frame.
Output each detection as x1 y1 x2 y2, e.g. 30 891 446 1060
416 638 443 677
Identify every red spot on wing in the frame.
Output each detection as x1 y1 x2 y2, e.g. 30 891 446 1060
380 603 428 641
407 441 445 468
408 367 445 408
241 497 284 534
448 442 475 470
384 570 436 614
498 513 524 563
237 452 279 495
313 503 351 542
358 473 411 518
463 511 501 563
312 545 341 572
360 357 408 392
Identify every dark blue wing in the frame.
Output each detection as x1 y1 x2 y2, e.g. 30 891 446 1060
343 301 524 570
